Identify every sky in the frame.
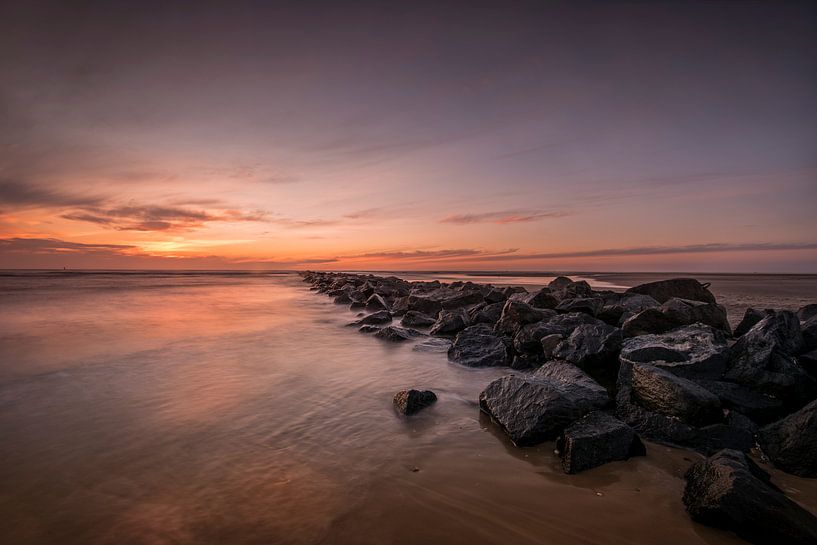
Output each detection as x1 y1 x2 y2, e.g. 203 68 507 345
1 0 816 272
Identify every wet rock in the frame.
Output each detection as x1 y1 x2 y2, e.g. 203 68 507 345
430 308 469 336
548 276 575 291
683 449 817 545
358 325 381 334
413 337 453 353
621 307 682 337
448 324 510 367
696 380 785 424
534 361 611 409
390 296 409 316
511 312 598 357
440 290 485 310
734 308 775 338
616 360 754 453
333 293 352 304
349 310 393 327
802 316 817 351
524 288 559 309
401 310 436 328
626 277 717 305
479 362 609 446
619 324 729 380
406 293 443 317
800 348 817 376
658 298 731 335
757 399 817 477
468 301 504 324
555 297 604 316
725 312 815 408
630 363 722 426
550 279 594 300
494 300 550 336
798 303 817 323
365 293 390 311
556 411 646 474
374 326 422 342
540 333 563 359
393 389 437 415
552 323 622 369
484 288 507 304
599 293 660 326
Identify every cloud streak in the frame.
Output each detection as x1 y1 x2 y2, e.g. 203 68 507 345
440 209 571 225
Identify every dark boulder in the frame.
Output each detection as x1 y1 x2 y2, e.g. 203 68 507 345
619 324 729 380
534 361 612 409
550 279 594 300
440 289 485 310
349 310 392 327
374 326 422 342
800 349 817 376
333 293 352 304
552 323 622 369
365 293 389 311
556 411 646 474
511 312 594 358
484 287 507 304
548 276 575 291
598 293 660 326
683 449 817 545
798 303 817 323
406 293 443 317
626 277 717 305
448 324 510 367
468 301 504 325
734 308 775 338
802 316 817 351
658 298 731 335
622 307 682 337
524 288 559 309
390 296 409 316
757 399 817 477
393 389 437 415
555 297 604 316
494 300 550 336
725 312 815 408
358 325 381 334
696 380 785 424
430 308 469 336
401 310 436 328
479 362 609 446
630 363 722 426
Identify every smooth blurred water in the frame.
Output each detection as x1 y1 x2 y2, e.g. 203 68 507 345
1 272 814 545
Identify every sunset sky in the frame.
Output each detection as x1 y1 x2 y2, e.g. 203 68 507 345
1 1 816 272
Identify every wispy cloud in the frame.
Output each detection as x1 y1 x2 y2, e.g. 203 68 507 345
0 179 104 210
347 248 519 261
440 209 571 224
61 205 268 232
0 237 137 255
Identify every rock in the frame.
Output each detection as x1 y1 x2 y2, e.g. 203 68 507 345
374 326 422 342
468 301 504 324
401 310 436 328
511 312 597 355
798 303 817 323
333 293 352 304
550 279 594 300
757 399 817 477
358 325 381 334
555 297 604 316
802 316 817 351
615 360 755 453
412 337 452 353
406 293 443 317
683 449 817 545
548 276 575 291
556 411 646 474
540 333 563 359
349 310 392 327
390 296 409 316
734 308 775 338
440 290 485 310
533 361 611 409
696 380 785 424
448 324 510 367
658 298 731 335
626 277 717 305
365 293 389 311
552 323 622 369
725 312 815 408
630 363 722 426
800 349 817 376
622 307 682 337
484 287 507 304
479 363 609 446
599 293 660 325
430 308 469 336
619 324 729 380
393 389 437 415
494 300 550 336
524 288 559 309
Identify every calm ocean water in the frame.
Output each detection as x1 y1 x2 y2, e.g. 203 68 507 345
1 271 816 545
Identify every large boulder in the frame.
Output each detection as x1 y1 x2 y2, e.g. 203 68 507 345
393 389 437 415
734 308 775 338
429 308 469 336
555 297 604 316
349 310 392 327
798 303 817 322
626 278 717 305
550 279 594 300
440 289 485 310
598 293 660 326
365 293 390 311
802 316 817 352
534 361 612 408
619 324 728 380
616 360 754 453
658 298 731 335
479 362 609 446
724 312 816 408
468 301 504 324
556 411 646 474
622 308 683 337
374 326 422 342
696 380 785 425
448 324 510 367
524 288 559 310
757 399 817 477
511 312 595 358
401 310 436 328
494 300 550 336
551 323 622 369
630 363 723 426
683 449 817 545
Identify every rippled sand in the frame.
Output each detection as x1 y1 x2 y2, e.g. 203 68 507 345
1 271 815 545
